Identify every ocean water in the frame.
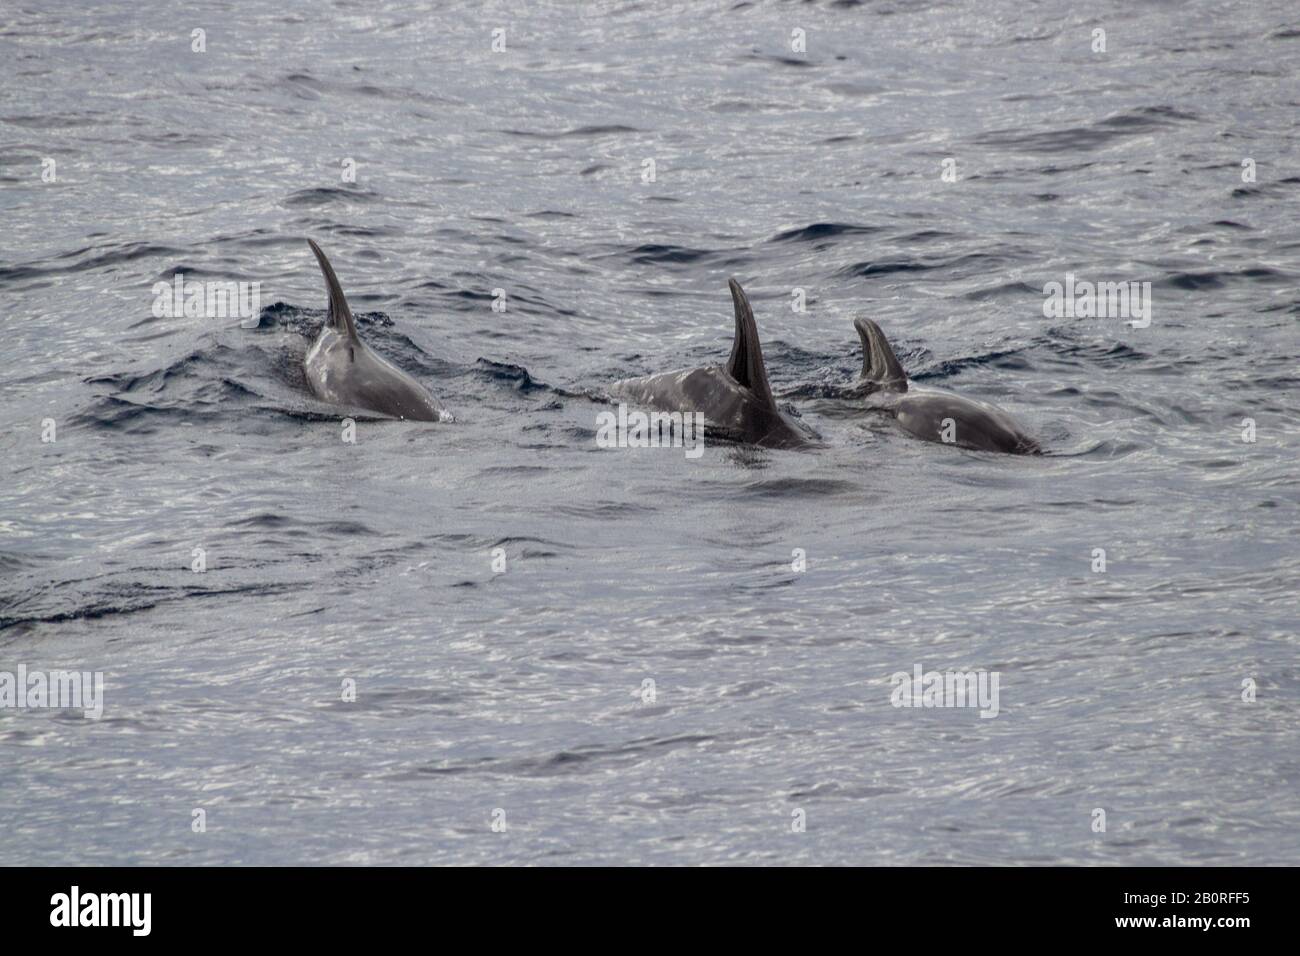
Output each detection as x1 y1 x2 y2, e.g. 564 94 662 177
1 0 1297 865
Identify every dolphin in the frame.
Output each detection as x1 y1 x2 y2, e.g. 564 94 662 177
303 239 449 422
852 317 1039 454
610 279 815 449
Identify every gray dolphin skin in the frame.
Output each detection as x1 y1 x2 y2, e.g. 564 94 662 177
853 317 1040 454
303 239 449 422
610 279 815 449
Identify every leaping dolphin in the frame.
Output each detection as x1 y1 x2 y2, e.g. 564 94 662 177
852 317 1039 454
303 239 449 423
610 279 815 449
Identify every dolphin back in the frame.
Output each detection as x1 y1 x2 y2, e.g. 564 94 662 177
301 240 448 423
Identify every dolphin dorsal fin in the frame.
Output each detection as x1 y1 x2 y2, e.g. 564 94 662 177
854 317 908 391
307 239 360 343
725 279 777 407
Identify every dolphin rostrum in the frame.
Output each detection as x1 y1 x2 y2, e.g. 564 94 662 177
852 317 1039 454
302 239 449 422
610 279 815 449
